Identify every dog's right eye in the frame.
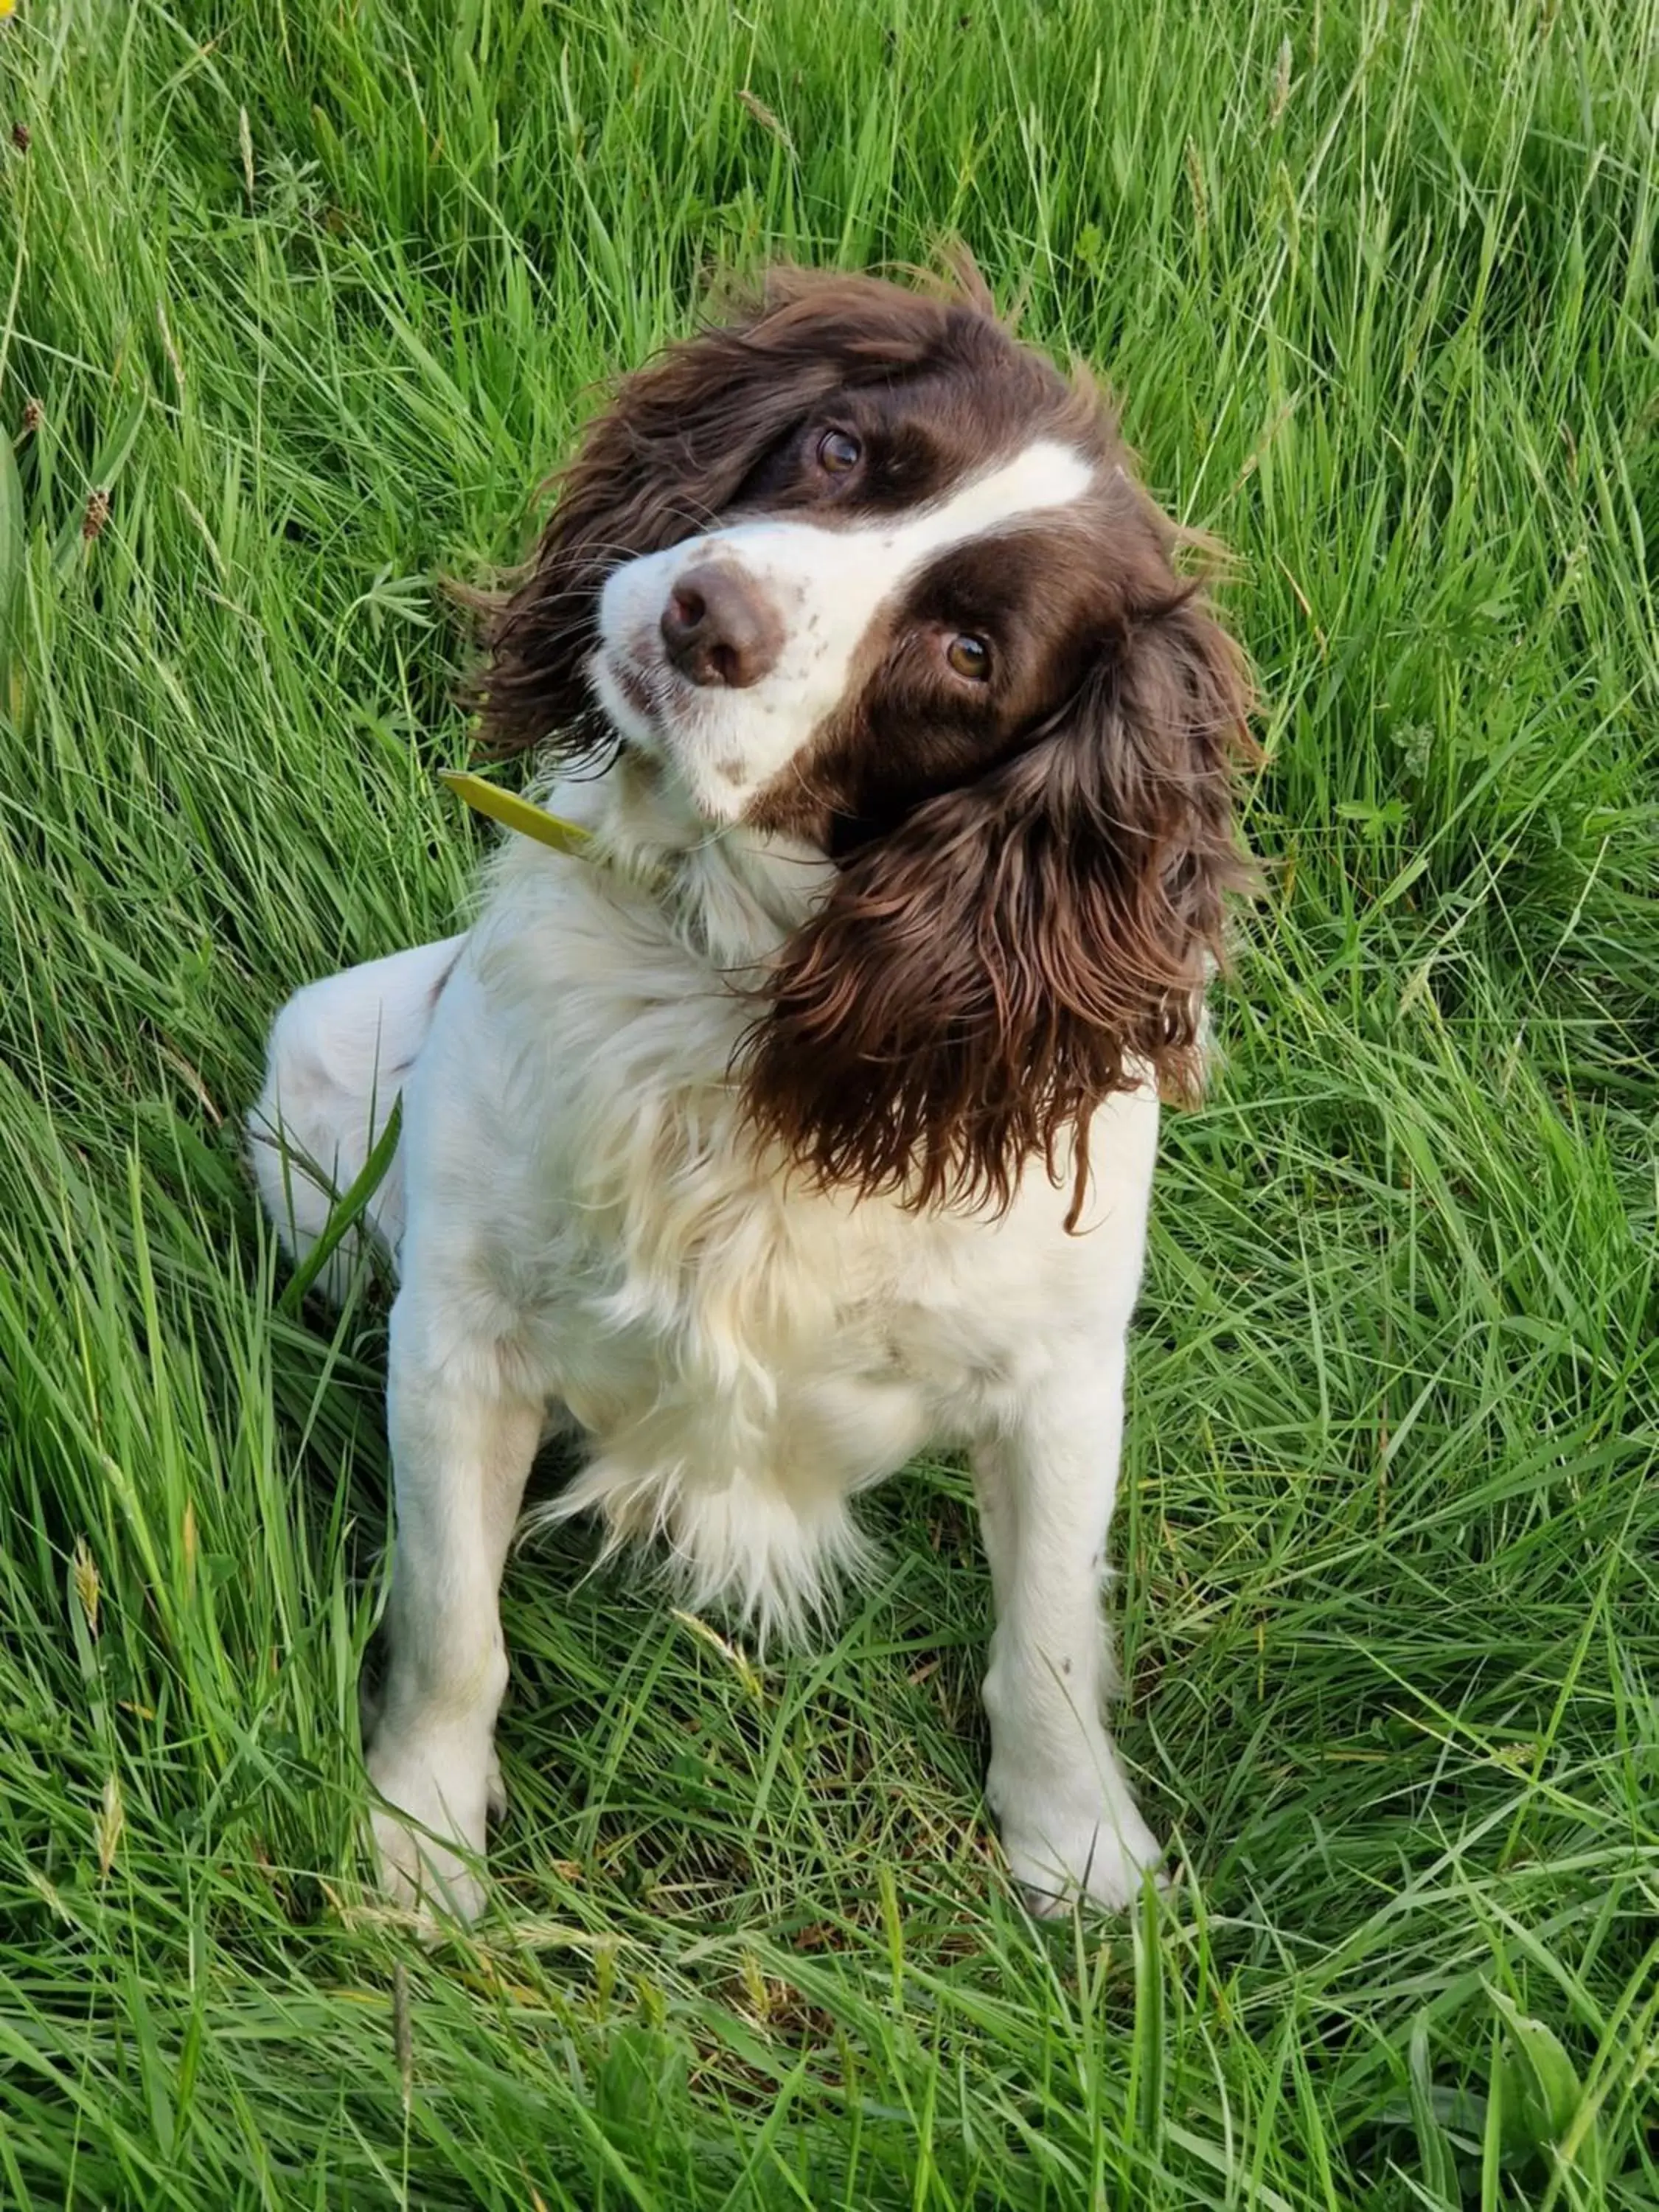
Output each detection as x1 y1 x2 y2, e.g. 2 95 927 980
945 633 992 681
815 429 862 474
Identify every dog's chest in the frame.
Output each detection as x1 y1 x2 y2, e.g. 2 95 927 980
470 1016 1027 1447
521 1107 1018 1463
439 873 1143 1476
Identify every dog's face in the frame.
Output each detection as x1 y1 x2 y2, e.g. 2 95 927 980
479 265 1253 1216
593 424 1107 838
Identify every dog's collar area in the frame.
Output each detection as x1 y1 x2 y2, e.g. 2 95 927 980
439 768 677 894
438 770 597 858
438 770 837 958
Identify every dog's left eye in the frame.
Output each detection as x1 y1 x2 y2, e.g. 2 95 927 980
815 428 862 473
945 633 992 681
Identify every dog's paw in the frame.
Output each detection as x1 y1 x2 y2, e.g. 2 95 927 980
366 1728 495 1925
993 1776 1165 1918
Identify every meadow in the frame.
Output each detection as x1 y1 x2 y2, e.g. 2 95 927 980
1 0 1655 2203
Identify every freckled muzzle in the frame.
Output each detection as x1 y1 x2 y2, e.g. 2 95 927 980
590 519 866 818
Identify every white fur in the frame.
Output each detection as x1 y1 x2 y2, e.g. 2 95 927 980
251 440 1169 1925
250 935 464 1304
591 439 1093 815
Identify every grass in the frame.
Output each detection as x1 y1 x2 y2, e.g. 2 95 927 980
1 0 1656 2202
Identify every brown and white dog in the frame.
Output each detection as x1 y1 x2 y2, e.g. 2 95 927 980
251 263 1251 1921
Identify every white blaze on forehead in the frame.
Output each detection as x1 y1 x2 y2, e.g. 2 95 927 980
594 438 1095 821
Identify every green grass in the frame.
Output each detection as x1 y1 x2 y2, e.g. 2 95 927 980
1 0 1656 2202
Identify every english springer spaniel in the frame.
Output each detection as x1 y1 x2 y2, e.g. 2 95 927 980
251 262 1251 1922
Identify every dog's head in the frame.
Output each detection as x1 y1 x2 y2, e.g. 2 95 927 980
479 262 1253 1218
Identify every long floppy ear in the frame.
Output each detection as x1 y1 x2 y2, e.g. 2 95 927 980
740 591 1253 1223
473 268 984 755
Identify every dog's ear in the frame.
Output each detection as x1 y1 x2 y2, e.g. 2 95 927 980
740 589 1253 1224
473 268 984 756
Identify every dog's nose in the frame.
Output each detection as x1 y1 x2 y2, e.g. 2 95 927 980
660 563 780 689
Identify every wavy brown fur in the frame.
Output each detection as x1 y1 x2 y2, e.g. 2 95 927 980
740 594 1253 1223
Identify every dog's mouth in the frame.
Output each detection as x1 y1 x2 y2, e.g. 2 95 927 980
590 634 688 746
608 647 661 720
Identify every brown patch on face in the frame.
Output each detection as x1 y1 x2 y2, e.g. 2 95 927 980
742 474 1172 852
723 322 1091 530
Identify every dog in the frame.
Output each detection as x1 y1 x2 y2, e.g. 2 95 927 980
251 262 1251 1921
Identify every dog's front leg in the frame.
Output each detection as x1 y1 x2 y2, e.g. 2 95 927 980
972 1342 1164 1916
364 1293 542 1923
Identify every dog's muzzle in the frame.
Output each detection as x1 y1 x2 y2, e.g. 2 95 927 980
658 560 784 690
